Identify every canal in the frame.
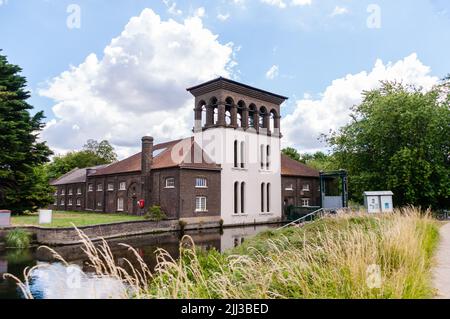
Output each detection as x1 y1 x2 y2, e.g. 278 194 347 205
0 224 278 299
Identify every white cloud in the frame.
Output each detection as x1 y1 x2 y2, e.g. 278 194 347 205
40 8 235 158
291 0 312 6
0 0 8 6
162 0 182 16
281 54 439 152
217 12 231 21
261 0 311 8
330 6 349 17
266 65 279 80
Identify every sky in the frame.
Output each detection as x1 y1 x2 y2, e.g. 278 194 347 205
1 0 449 159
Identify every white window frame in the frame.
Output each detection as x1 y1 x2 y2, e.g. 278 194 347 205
54 198 58 205
97 184 103 192
68 188 73 195
108 183 114 191
76 198 82 207
117 198 124 212
119 182 126 191
68 199 73 206
195 196 207 212
60 199 65 205
97 201 102 207
301 199 310 207
77 188 82 195
88 184 93 192
302 184 310 192
61 189 65 195
285 184 294 191
165 177 175 189
195 177 207 188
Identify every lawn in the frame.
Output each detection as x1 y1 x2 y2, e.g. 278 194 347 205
12 211 145 228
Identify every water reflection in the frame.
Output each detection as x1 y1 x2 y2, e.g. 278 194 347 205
0 224 278 299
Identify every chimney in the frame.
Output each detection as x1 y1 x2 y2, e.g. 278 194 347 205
141 136 154 175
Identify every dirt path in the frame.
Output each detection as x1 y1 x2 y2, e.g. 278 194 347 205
433 222 450 299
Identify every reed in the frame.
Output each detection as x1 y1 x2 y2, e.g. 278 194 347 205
4 207 440 299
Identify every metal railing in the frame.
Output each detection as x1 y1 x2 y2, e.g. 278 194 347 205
278 208 326 230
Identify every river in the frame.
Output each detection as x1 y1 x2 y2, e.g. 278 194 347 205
0 224 279 299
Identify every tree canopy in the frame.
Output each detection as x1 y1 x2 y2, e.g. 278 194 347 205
328 81 450 208
0 52 53 213
282 147 337 171
46 140 117 180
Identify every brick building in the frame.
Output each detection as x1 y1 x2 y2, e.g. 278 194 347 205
50 78 320 224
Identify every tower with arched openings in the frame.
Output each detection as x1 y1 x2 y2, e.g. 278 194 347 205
188 77 287 225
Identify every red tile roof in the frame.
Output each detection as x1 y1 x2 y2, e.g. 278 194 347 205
281 154 320 177
91 138 220 176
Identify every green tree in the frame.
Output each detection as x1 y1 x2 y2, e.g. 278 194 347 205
282 147 301 162
46 141 117 181
0 52 53 213
83 139 117 163
328 81 450 208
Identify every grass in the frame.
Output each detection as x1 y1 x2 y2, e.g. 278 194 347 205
5 207 441 299
11 211 145 228
5 229 32 249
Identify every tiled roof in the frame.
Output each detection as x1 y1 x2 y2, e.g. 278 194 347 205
50 165 109 186
280 154 320 178
91 137 220 176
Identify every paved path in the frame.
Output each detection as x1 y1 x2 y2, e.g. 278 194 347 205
433 222 450 299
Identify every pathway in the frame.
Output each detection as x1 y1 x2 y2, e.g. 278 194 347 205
433 222 450 299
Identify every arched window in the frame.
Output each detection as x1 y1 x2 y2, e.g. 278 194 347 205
261 183 266 212
234 182 239 215
266 145 271 170
260 145 265 169
237 101 246 128
240 141 245 168
210 97 218 125
241 182 245 214
248 104 257 129
196 100 207 129
267 183 271 213
234 140 238 168
259 107 267 130
225 97 234 126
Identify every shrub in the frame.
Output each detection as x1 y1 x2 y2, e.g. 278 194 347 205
179 220 187 232
5 229 31 249
145 205 166 221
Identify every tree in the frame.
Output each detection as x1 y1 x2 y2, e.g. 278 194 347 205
282 147 301 162
46 139 117 180
83 139 117 163
328 81 450 208
0 52 53 213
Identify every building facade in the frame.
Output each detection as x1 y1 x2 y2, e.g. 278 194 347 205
50 78 320 225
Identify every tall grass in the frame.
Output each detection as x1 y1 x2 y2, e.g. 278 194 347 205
5 229 32 249
4 207 440 299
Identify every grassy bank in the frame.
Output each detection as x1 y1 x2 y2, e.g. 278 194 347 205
7 208 440 299
11 211 145 228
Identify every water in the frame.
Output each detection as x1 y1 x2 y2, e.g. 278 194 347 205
0 224 278 299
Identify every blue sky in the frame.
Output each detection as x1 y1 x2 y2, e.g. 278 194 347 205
1 0 449 157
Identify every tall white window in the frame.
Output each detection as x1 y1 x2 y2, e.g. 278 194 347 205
261 183 265 212
61 189 65 195
61 199 65 205
77 187 82 195
241 182 245 214
76 198 81 207
88 184 93 192
97 184 103 192
260 145 265 169
53 198 57 205
165 178 175 188
234 140 238 168
117 198 124 212
119 182 126 191
68 199 73 206
240 142 245 168
108 183 114 191
196 196 207 212
68 188 73 195
234 182 239 215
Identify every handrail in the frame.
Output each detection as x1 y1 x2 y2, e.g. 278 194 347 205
278 208 325 230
